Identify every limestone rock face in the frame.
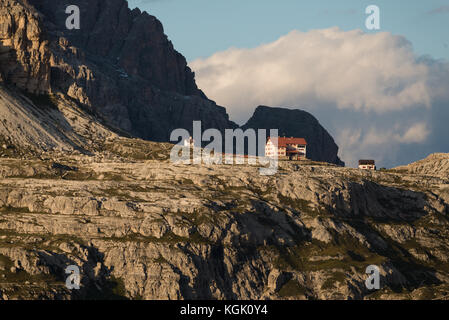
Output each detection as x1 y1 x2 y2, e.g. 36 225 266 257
0 0 51 93
29 0 203 97
0 0 235 142
0 151 449 300
243 106 345 165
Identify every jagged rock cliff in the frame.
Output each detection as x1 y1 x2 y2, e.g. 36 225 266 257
0 0 346 164
0 0 235 143
0 0 51 93
243 106 345 165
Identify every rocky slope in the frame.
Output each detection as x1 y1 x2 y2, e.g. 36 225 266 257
0 147 448 300
0 86 121 157
243 106 345 165
394 153 449 177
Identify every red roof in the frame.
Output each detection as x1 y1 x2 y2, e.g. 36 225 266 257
268 137 307 147
359 160 375 165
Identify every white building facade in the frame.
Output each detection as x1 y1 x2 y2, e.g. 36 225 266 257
265 137 307 160
358 160 376 170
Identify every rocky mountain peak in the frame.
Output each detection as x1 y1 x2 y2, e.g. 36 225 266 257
243 106 345 165
28 0 204 97
1 0 234 145
1 0 343 165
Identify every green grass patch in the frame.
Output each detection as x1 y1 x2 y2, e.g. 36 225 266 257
278 279 306 298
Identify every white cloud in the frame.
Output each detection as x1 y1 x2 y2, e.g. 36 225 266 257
190 28 447 123
336 123 430 167
362 122 430 146
398 123 430 144
189 28 449 167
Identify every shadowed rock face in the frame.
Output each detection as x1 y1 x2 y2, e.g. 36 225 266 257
243 106 345 166
28 0 203 97
0 0 236 142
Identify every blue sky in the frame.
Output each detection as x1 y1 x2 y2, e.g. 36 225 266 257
129 0 449 61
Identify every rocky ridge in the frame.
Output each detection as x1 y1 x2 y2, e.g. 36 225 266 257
395 153 449 176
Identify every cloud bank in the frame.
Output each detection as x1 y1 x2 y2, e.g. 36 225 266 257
190 28 449 167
